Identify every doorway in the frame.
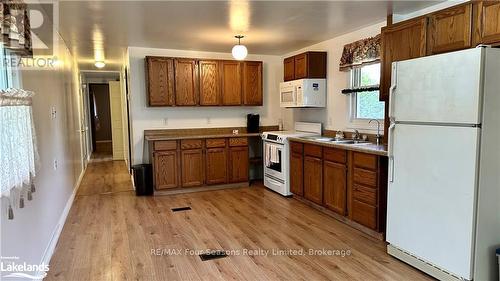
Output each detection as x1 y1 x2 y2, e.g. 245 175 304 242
89 83 112 158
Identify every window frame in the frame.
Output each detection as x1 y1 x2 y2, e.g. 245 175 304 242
348 63 384 122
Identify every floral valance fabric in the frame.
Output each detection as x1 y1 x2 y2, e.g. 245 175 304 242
339 34 380 71
0 0 32 56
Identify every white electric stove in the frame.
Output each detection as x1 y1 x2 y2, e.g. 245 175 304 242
261 122 322 196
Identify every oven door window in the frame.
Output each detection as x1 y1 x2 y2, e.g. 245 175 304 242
268 150 282 172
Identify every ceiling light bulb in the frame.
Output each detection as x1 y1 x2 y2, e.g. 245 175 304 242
232 35 247 61
232 44 248 61
95 61 105 68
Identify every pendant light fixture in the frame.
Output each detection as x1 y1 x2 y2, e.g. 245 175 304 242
232 35 248 61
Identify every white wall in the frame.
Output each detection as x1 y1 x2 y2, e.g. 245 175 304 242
128 47 283 165
0 33 83 273
281 21 386 135
393 0 468 23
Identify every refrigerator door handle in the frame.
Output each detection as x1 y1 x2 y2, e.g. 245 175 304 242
389 63 397 119
388 122 396 183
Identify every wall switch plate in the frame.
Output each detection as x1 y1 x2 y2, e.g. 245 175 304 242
163 118 168 126
206 117 211 124
53 159 58 170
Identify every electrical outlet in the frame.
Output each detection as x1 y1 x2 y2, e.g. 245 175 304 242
207 117 211 124
53 159 58 170
51 106 57 119
163 118 168 126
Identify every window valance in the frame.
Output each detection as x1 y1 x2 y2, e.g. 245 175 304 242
1 0 32 57
339 34 380 71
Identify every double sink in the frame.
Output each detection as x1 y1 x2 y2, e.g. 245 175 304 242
300 136 372 145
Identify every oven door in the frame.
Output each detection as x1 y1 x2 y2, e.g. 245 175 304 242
263 141 284 180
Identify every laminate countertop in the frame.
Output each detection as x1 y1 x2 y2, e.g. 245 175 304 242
145 132 262 142
288 136 388 157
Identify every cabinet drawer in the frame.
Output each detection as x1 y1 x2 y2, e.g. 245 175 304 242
304 144 322 158
181 139 203 149
154 140 177 151
206 138 226 148
353 184 377 206
290 142 303 154
229 137 248 147
352 199 377 230
353 168 377 187
353 152 377 170
323 147 346 164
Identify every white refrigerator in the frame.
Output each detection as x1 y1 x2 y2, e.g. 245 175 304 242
386 47 500 281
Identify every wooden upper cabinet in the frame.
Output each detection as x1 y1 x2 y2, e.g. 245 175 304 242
221 61 242 105
380 17 427 101
199 60 220 106
228 146 248 183
473 0 500 46
154 151 179 189
242 61 263 105
427 3 472 55
146 57 175 106
283 51 327 81
284 57 295 81
174 59 198 106
181 148 204 187
206 148 227 185
294 53 308 79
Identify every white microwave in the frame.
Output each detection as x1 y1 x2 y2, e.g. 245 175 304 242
279 79 326 108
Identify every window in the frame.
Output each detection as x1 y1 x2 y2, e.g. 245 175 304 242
350 63 384 120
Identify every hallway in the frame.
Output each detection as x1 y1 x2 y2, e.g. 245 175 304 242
46 159 431 281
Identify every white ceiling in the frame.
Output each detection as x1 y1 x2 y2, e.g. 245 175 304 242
58 1 442 71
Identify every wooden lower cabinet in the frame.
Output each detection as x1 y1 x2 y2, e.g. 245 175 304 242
290 151 304 196
154 151 179 189
206 148 227 185
181 149 204 187
303 156 323 205
289 141 387 235
228 146 249 183
323 160 347 215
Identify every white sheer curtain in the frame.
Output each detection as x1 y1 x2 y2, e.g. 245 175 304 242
0 45 37 220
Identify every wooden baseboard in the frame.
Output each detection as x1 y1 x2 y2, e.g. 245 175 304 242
154 182 249 196
293 196 385 241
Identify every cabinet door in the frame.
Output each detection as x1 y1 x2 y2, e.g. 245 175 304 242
154 151 179 189
284 57 295 81
323 161 347 215
199 60 220 105
380 17 427 101
474 1 500 45
428 3 472 55
304 156 322 205
242 61 263 105
221 61 242 105
294 53 308 79
181 149 204 187
175 58 198 106
206 148 227 185
146 57 175 106
290 151 304 196
228 146 248 183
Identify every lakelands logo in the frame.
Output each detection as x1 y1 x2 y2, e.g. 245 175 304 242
1 256 48 280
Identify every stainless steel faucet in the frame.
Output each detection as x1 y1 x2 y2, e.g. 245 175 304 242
369 119 382 145
352 129 360 140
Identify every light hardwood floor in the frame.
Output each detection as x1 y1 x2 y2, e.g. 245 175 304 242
46 160 433 281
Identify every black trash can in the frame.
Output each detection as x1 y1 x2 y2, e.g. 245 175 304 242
132 164 153 196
